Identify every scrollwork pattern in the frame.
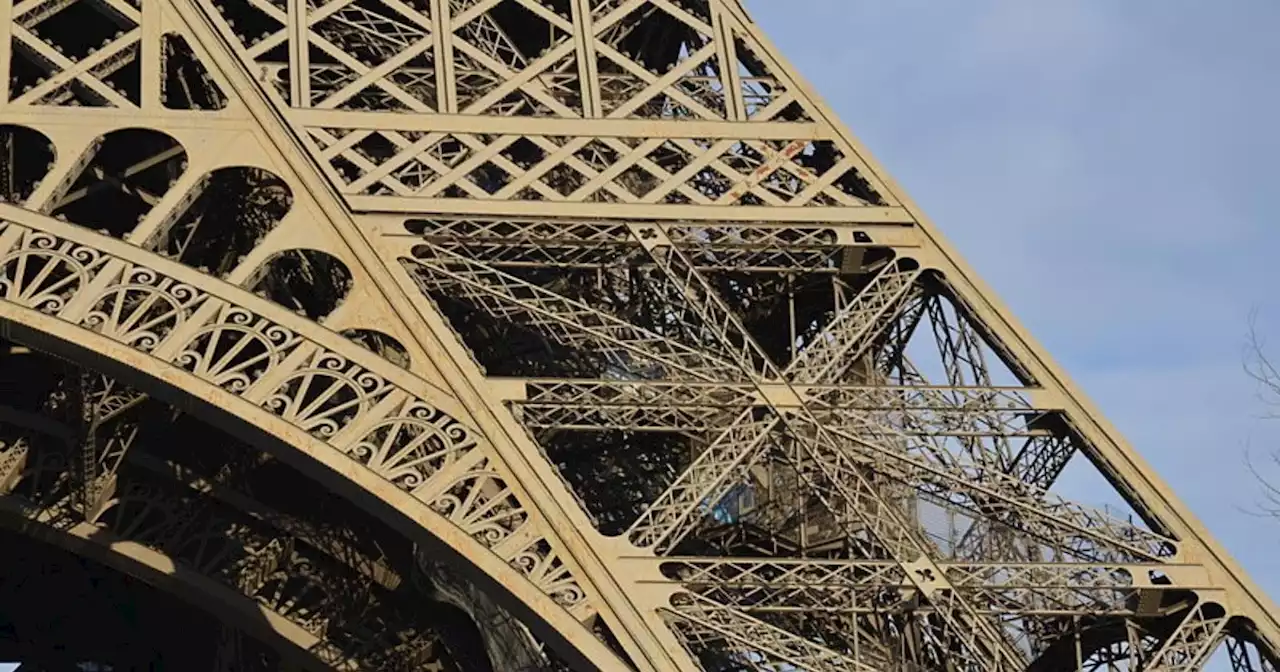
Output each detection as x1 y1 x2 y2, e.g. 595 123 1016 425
346 398 476 491
261 350 393 439
0 217 591 617
81 265 204 351
510 539 589 612
0 228 108 314
175 305 301 392
430 465 530 547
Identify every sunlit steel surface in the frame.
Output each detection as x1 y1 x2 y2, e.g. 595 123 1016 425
0 1 1274 670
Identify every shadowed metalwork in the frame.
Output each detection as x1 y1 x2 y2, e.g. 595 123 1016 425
0 0 1274 670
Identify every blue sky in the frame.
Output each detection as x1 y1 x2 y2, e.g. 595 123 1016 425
743 0 1280 620
3 2 1278 669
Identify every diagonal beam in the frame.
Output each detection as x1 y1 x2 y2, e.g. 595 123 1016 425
809 417 1174 562
625 233 1027 670
924 293 1018 469
402 247 744 381
664 592 881 672
1145 599 1230 672
622 258 922 551
645 556 1212 618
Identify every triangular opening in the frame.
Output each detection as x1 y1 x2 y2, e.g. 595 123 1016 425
865 275 1173 553
891 279 1030 390
162 33 229 110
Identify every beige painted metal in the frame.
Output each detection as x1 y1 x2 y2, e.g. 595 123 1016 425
0 0 1274 670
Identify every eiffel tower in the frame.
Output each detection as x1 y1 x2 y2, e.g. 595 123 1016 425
0 0 1273 669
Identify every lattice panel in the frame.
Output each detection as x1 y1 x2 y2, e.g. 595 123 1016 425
210 0 438 110
587 0 725 119
399 215 867 272
204 0 817 122
9 0 143 107
449 0 583 115
309 127 886 206
7 0 230 109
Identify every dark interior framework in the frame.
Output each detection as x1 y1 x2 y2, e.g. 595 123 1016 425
0 0 1276 668
0 339 568 672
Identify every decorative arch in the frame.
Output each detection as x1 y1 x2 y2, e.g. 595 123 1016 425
0 203 623 671
0 120 425 388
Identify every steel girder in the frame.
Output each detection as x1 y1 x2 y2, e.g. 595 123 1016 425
0 0 1272 671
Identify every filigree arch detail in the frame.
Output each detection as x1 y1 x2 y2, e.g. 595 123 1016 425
0 203 619 669
82 266 203 352
345 397 475 490
0 115 438 383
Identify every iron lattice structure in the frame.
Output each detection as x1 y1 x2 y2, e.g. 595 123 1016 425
0 0 1274 670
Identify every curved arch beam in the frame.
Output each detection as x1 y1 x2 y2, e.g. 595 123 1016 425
0 498 329 671
0 204 619 671
0 392 506 671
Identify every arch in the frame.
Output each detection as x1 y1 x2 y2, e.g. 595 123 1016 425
0 356 509 670
341 327 411 368
0 202 623 671
47 128 188 238
0 124 55 205
248 248 353 322
148 165 294 278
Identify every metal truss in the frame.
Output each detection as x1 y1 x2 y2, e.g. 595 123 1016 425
0 0 1274 670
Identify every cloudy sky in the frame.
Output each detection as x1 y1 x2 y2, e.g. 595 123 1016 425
742 0 1280 637
3 2 1278 669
